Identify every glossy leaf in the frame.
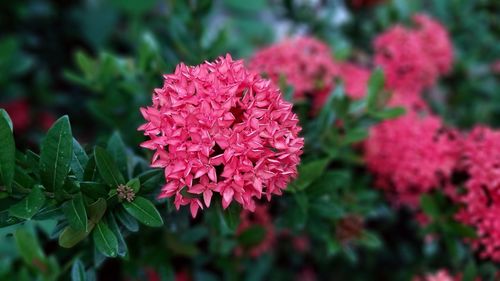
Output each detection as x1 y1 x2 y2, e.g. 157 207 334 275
93 221 118 257
9 185 46 220
94 147 125 187
0 110 15 192
71 139 89 181
123 196 163 227
107 132 129 180
62 193 88 232
71 259 86 281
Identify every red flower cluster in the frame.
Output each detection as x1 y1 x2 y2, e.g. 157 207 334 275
364 112 460 208
139 55 304 217
455 127 500 262
374 14 453 103
235 204 275 257
249 37 338 101
412 270 459 281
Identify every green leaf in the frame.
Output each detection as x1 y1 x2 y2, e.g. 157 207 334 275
0 110 15 192
342 128 369 145
88 198 107 224
40 116 73 195
62 193 88 232
71 139 89 181
420 194 440 219
115 207 139 232
9 185 46 219
366 68 385 110
126 178 140 193
237 225 266 247
59 224 93 248
94 147 125 187
14 228 46 268
220 203 241 232
93 221 118 257
13 167 36 192
123 196 163 227
83 155 98 181
107 132 129 180
80 182 109 200
462 260 477 281
291 159 330 191
71 259 86 281
0 109 13 131
106 213 127 257
370 107 406 120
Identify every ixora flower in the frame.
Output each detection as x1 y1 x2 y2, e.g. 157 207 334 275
364 112 459 208
455 127 500 262
412 270 458 281
249 36 338 101
139 54 304 217
374 14 453 93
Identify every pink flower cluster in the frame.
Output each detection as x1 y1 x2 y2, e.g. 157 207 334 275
455 127 500 262
364 112 460 208
235 204 275 257
374 14 453 105
249 37 338 101
139 54 304 217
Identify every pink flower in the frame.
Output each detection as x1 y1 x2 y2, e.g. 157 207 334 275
139 54 304 217
455 127 500 262
364 112 460 208
249 37 338 101
235 204 275 257
374 14 453 93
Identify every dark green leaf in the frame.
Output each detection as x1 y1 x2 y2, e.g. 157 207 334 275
291 159 330 191
126 178 140 193
0 109 13 131
93 221 118 257
107 132 129 180
88 198 107 224
106 213 127 257
420 194 440 219
221 203 240 232
71 259 86 281
80 182 109 200
12 167 36 192
14 228 46 267
59 224 93 248
40 116 73 195
370 107 406 120
0 110 15 192
123 196 163 227
237 225 266 247
62 193 88 232
9 185 46 219
71 139 89 181
115 207 139 232
94 147 125 187
366 68 385 110
83 155 98 181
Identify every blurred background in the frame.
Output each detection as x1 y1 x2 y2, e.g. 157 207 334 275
0 0 499 280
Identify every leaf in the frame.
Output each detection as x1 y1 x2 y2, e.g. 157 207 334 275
115 207 139 232
62 193 88 232
9 185 46 219
366 68 385 110
220 203 240 232
370 107 406 120
40 116 73 196
291 159 330 191
71 259 86 281
0 110 15 192
123 196 163 227
58 224 93 248
14 228 46 268
93 221 118 257
80 182 109 200
107 132 129 180
237 225 266 247
420 194 440 219
106 213 127 257
94 147 125 187
88 198 107 224
13 167 36 191
342 128 369 145
71 139 89 181
83 155 98 181
126 178 140 193
0 109 13 131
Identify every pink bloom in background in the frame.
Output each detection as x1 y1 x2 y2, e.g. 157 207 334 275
249 37 338 101
412 270 458 281
364 112 460 208
374 14 453 94
455 127 500 262
0 98 31 132
235 204 275 257
139 54 304 217
338 63 371 100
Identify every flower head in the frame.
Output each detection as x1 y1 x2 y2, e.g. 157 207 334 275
455 127 500 262
249 37 338 101
412 270 458 281
139 54 304 217
364 112 460 208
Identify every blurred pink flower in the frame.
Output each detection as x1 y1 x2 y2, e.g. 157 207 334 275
249 37 338 101
455 127 500 262
139 54 304 217
413 270 458 281
364 112 460 208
